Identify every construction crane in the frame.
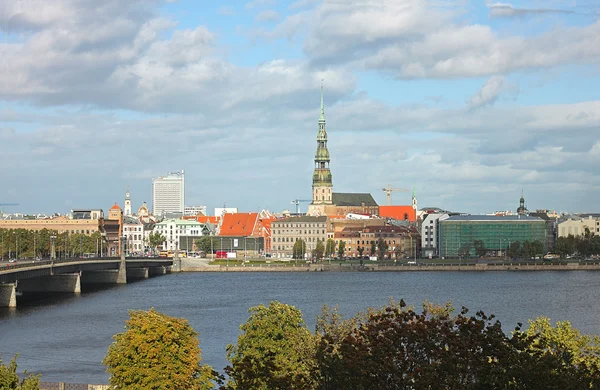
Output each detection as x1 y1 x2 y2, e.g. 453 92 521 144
291 199 312 214
382 185 409 206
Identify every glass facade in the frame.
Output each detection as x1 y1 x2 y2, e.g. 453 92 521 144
438 217 547 258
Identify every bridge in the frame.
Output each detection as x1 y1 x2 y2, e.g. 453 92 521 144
0 256 174 307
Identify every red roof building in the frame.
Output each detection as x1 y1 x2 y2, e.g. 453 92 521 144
379 206 416 222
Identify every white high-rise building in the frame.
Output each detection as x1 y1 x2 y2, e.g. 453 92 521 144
152 170 185 216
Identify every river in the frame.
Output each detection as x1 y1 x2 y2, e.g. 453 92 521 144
1 271 600 384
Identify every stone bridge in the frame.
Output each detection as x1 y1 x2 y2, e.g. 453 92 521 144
0 256 174 307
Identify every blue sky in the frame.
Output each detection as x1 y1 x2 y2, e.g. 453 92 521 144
1 0 599 216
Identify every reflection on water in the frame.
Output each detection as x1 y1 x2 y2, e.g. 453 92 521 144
1 271 600 384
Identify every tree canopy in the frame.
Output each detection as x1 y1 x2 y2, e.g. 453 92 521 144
225 301 318 390
103 308 216 390
0 355 40 390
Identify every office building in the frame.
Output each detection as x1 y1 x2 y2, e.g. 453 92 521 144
152 171 185 216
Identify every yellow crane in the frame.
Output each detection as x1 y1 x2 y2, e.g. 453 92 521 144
381 185 409 206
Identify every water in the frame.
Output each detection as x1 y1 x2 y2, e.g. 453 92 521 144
2 271 600 384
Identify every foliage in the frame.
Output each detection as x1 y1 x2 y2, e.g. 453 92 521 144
370 241 376 255
357 245 364 258
505 240 545 259
147 231 166 252
473 239 486 257
103 308 216 390
337 241 345 258
0 355 40 390
314 239 325 260
225 301 318 390
376 238 388 260
293 239 306 259
0 228 107 259
325 239 336 258
195 236 218 254
458 243 471 258
554 234 600 258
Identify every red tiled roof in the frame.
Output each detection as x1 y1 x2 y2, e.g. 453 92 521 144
197 216 219 224
219 213 259 237
379 206 416 222
110 203 121 211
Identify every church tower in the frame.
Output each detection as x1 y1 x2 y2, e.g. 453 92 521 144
124 189 132 216
311 83 333 206
517 190 527 215
412 187 418 211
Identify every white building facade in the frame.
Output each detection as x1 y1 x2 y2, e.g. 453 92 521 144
154 218 206 251
152 171 185 217
185 205 207 217
421 213 449 258
123 216 145 254
558 216 600 237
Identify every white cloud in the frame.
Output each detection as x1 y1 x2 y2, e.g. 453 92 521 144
468 75 519 109
487 2 574 18
245 0 277 10
289 0 319 10
255 10 281 23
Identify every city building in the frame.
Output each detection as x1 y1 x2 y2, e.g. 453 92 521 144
379 205 417 222
517 191 528 216
152 171 185 216
421 213 450 258
0 212 103 235
105 203 123 256
305 86 380 218
558 215 600 237
154 218 208 251
271 216 327 258
334 225 419 259
438 215 547 258
185 205 207 217
123 216 146 254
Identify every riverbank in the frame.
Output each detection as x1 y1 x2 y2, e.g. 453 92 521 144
175 258 600 272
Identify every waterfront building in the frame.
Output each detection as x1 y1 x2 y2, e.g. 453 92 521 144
123 216 144 254
334 225 419 259
0 212 102 235
105 203 123 256
154 218 208 251
271 216 327 258
558 215 600 237
438 215 547 258
421 213 449 258
152 171 185 216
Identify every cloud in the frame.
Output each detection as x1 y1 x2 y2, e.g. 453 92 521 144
217 6 235 16
468 75 519 109
245 0 277 10
255 10 281 23
487 2 574 18
289 0 319 10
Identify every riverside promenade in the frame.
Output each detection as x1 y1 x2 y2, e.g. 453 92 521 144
175 258 600 272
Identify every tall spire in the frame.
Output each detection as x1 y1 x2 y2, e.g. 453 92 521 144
319 79 325 122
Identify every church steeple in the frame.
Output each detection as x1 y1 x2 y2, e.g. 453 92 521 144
124 187 132 216
312 82 333 205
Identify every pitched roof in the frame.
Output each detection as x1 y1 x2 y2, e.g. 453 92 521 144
110 203 122 211
379 206 416 222
219 213 259 236
333 193 378 207
197 215 219 224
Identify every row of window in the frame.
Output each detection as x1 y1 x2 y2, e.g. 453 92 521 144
273 230 326 235
273 223 325 228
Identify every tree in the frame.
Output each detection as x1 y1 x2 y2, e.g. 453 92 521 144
195 236 217 255
458 243 471 258
473 240 486 257
337 240 345 259
531 240 544 258
507 241 522 259
376 238 388 261
103 308 216 390
0 355 40 390
370 241 376 255
522 240 533 259
293 239 306 259
325 239 336 258
226 301 318 390
314 239 325 261
147 231 166 253
357 245 364 258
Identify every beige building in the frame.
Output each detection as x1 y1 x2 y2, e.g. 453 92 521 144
271 216 327 258
0 215 102 235
327 217 387 238
558 216 600 237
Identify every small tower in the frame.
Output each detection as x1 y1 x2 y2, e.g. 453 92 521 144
124 188 132 216
412 187 418 211
517 190 527 216
311 82 333 206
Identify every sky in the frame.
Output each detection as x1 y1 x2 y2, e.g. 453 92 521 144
1 0 599 216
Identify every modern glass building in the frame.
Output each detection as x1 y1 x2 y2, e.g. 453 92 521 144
438 215 547 258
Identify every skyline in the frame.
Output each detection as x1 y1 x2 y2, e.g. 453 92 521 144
1 0 599 215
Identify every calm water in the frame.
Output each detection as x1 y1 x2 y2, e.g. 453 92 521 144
1 271 600 384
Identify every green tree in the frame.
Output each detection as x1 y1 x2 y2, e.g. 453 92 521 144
358 245 364 258
376 238 388 261
458 243 471 258
226 301 318 390
325 239 336 258
195 236 217 255
293 239 306 259
531 240 544 258
314 239 325 261
337 240 345 259
370 241 376 255
507 241 522 259
147 231 166 254
473 239 486 257
0 355 40 390
103 308 216 390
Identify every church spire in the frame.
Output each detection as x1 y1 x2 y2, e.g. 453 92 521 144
311 83 333 206
319 80 325 122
